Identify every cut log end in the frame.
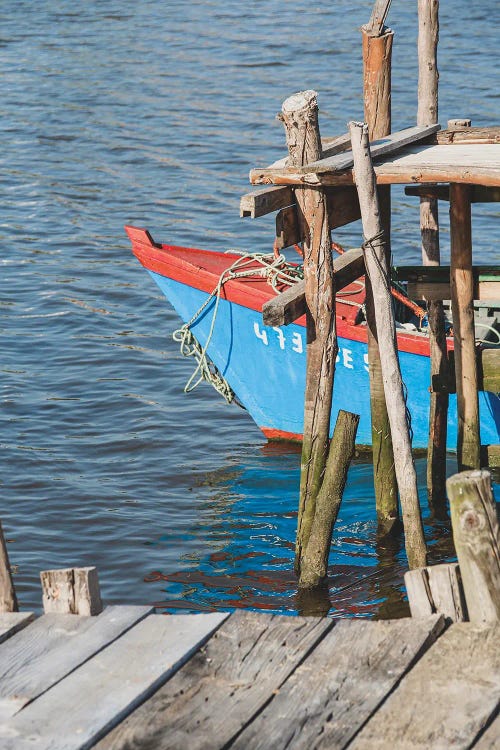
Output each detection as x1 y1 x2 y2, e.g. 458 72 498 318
282 90 318 115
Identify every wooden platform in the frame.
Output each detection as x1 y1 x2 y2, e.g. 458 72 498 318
0 608 498 749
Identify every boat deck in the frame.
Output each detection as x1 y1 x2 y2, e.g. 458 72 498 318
0 608 498 749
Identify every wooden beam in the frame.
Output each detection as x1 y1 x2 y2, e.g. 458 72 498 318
0 521 18 613
249 124 440 183
275 186 361 249
405 184 500 202
262 247 365 327
404 563 467 622
240 186 294 218
435 125 500 145
399 264 500 301
478 348 500 392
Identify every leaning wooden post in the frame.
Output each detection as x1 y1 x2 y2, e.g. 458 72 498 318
299 410 359 589
447 470 500 622
349 121 427 569
278 91 337 574
0 520 18 612
362 4 398 534
417 0 449 510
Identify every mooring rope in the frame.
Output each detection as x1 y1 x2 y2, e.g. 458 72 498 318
173 250 304 403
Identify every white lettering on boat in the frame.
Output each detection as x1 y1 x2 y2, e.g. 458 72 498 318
253 321 268 345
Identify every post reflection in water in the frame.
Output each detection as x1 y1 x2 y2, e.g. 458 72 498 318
142 446 462 619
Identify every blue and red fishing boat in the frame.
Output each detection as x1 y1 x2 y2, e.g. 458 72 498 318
125 225 499 450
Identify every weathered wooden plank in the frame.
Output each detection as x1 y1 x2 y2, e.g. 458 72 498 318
94 610 333 750
0 605 152 720
0 613 34 645
408 279 499 302
435 126 500 145
262 246 365 327
350 623 500 749
240 185 294 218
231 615 444 750
0 612 227 750
250 143 500 187
249 124 440 183
405 184 500 202
472 714 500 748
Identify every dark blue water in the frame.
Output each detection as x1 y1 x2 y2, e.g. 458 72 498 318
1 1 498 617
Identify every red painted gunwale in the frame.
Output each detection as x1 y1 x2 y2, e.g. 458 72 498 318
125 225 445 358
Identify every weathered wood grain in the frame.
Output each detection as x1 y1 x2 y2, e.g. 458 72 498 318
231 615 444 750
94 610 333 750
350 623 500 749
362 16 398 533
41 566 103 615
363 0 392 36
0 613 34 645
448 470 500 623
349 120 427 570
405 184 500 202
405 564 467 622
472 714 500 748
0 605 152 719
275 186 361 249
0 520 18 613
250 143 500 187
240 185 294 218
262 247 365 327
435 125 500 144
250 124 440 183
0 612 227 750
450 183 480 470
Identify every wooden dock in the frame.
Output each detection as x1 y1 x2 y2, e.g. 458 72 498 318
0 607 498 749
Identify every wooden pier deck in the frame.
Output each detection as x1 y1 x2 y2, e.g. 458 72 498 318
0 607 498 749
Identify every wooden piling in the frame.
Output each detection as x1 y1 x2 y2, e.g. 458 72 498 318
417 0 449 510
0 520 18 613
278 91 338 575
362 8 398 534
349 121 427 570
41 566 103 616
299 410 359 589
449 183 481 471
447 469 500 622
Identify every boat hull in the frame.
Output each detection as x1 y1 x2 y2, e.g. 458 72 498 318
125 225 499 450
148 270 499 450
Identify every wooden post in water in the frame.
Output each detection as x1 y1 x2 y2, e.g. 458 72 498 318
299 410 359 588
278 91 338 575
0 520 18 612
349 121 427 570
417 0 449 511
362 1 398 534
447 470 500 622
448 119 480 471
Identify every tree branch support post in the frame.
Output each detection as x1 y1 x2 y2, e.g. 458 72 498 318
299 410 359 589
417 0 449 511
447 470 500 622
349 121 427 569
362 11 398 534
278 91 338 576
0 520 18 612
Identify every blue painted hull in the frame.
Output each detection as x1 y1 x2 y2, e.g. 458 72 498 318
149 270 500 450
